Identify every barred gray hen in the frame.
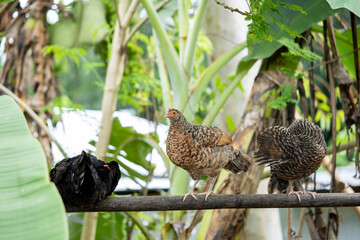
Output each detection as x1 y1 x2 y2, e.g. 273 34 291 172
255 118 326 201
165 108 251 201
50 151 121 208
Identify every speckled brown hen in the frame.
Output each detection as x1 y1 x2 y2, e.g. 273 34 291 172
255 118 326 201
165 108 251 201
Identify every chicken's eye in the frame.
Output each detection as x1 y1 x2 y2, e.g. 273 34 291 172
173 112 176 115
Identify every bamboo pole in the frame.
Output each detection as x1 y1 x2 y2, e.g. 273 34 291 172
80 0 137 239
66 193 360 212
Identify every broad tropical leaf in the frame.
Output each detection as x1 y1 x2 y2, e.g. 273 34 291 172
326 0 360 17
336 27 360 79
0 95 68 240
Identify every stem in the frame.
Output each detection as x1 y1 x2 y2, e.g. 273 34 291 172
74 0 83 48
189 42 247 109
202 60 256 125
154 34 173 111
296 208 306 238
125 0 170 45
326 140 356 155
215 0 251 16
183 0 208 75
287 208 291 240
112 135 170 176
321 155 360 219
122 0 140 28
323 19 337 193
178 0 188 63
140 0 188 108
81 0 134 239
125 212 155 240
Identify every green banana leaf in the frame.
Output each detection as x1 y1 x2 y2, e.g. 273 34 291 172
336 27 360 79
0 95 68 240
326 0 360 17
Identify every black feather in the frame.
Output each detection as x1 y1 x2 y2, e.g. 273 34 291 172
50 151 121 208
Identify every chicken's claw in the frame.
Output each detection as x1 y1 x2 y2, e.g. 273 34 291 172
199 191 213 201
288 191 303 202
183 190 198 201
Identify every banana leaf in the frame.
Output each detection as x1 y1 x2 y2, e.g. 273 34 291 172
0 95 68 239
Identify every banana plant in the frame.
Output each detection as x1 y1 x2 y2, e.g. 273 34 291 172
0 95 68 240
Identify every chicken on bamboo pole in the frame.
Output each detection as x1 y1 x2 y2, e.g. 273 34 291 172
165 108 251 201
255 118 326 201
50 151 121 208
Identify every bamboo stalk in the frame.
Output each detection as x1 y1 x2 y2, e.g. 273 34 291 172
81 0 135 239
66 193 360 212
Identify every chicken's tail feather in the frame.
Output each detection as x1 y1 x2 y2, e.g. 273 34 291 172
225 148 251 174
268 171 288 194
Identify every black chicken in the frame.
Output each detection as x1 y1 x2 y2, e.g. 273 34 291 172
50 151 121 208
255 118 326 201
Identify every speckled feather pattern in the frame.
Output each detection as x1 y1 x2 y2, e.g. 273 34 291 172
166 110 250 181
255 118 326 193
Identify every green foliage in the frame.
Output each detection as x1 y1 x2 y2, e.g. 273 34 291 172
246 14 274 42
43 44 105 109
0 95 68 240
245 0 335 61
41 96 84 123
225 114 236 132
214 75 226 93
278 37 322 61
264 83 297 110
120 73 162 111
192 33 213 77
90 118 158 186
96 212 127 240
120 32 163 114
67 212 127 240
42 45 87 67
314 90 343 132
335 27 360 79
246 0 306 42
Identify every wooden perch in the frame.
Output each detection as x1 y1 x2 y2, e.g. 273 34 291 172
66 193 360 212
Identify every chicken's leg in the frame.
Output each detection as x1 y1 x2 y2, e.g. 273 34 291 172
199 176 217 201
288 179 316 201
183 180 199 201
288 180 303 201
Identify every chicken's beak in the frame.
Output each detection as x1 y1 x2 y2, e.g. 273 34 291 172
164 108 171 118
